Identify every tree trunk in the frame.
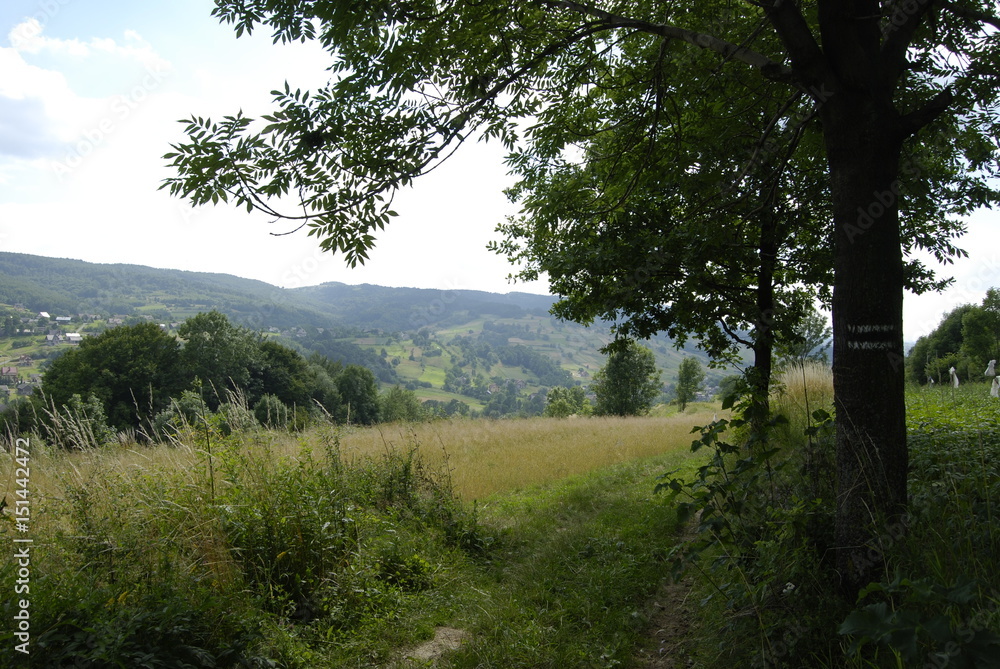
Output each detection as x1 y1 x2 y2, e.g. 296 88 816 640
747 195 780 433
822 93 909 596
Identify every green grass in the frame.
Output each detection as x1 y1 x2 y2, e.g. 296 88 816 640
0 416 705 667
676 374 1000 668
443 453 700 668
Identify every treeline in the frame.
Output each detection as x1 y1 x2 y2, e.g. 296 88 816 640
0 312 425 444
292 283 554 332
907 288 1000 384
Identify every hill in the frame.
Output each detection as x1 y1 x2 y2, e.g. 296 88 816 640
0 252 727 409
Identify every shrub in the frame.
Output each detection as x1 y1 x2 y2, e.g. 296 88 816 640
253 394 290 429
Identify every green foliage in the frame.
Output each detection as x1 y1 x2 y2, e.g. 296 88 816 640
592 340 662 416
152 389 212 440
840 575 1000 667
544 385 590 417
715 374 745 405
775 307 832 367
216 444 358 612
215 396 259 435
379 385 425 423
179 310 261 406
655 407 845 665
17 582 269 669
42 392 116 449
906 290 1000 385
674 357 705 412
659 383 1000 667
41 321 184 430
3 428 499 666
336 364 380 425
253 393 291 429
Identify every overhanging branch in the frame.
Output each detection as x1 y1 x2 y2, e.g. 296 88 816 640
899 86 954 136
940 0 1000 31
533 0 798 83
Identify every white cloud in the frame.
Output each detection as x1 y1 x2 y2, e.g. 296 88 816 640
0 19 174 170
8 18 169 72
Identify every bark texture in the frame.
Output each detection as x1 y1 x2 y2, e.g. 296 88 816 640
822 89 909 595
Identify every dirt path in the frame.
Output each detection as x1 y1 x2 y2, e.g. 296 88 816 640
632 519 699 668
632 574 697 668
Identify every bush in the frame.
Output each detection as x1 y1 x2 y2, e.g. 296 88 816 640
35 392 115 449
253 394 290 429
152 390 213 441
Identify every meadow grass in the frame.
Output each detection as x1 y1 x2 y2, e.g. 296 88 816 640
0 411 713 667
337 411 717 500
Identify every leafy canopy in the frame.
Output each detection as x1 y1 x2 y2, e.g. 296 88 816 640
674 357 706 412
592 339 662 416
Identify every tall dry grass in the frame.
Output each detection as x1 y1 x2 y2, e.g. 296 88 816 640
3 410 720 508
336 411 720 500
773 361 834 416
771 361 834 446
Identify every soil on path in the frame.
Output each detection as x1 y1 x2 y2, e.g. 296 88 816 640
632 574 697 668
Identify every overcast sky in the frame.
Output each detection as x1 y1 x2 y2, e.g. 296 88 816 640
0 1 996 342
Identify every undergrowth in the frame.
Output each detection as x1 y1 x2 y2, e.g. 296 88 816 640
1 412 704 667
0 424 489 667
662 365 1000 667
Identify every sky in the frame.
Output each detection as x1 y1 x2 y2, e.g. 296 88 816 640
0 1 997 343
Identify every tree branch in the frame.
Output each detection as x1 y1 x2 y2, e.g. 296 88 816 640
880 0 939 86
898 86 954 136
761 0 828 88
939 0 1000 31
532 0 798 83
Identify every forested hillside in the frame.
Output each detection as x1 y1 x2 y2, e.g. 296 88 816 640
0 252 726 418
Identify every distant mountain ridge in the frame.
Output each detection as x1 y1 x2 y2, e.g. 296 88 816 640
0 252 725 402
292 281 557 332
0 252 556 333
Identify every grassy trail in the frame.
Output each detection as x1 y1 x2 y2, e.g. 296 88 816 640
391 424 708 668
0 410 716 667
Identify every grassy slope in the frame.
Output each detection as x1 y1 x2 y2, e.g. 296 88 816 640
0 411 717 667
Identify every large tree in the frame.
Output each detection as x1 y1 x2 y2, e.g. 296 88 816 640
591 339 662 416
674 357 706 412
178 310 261 407
41 323 183 430
163 1 1000 594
